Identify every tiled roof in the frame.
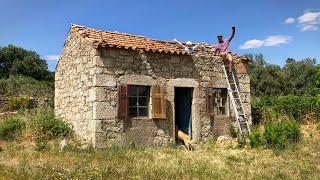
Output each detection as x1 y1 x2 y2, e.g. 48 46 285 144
69 24 250 61
71 24 193 55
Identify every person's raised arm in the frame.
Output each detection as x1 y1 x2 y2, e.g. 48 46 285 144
173 38 186 48
192 43 200 50
228 27 236 42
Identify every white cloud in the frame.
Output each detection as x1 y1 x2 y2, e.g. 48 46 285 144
284 17 295 24
297 11 320 32
300 24 319 32
263 35 292 46
297 12 320 24
239 39 264 49
44 55 59 61
239 35 292 49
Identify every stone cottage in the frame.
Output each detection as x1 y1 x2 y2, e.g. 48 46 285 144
55 24 251 148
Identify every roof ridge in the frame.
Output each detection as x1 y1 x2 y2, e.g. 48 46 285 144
69 23 217 56
72 24 155 40
70 24 209 45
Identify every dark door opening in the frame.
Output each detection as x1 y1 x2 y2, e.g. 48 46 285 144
174 87 193 138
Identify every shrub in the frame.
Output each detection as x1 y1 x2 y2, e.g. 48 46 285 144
252 96 318 124
251 105 263 125
0 117 25 140
236 134 247 149
248 131 264 148
29 108 71 141
264 120 300 150
8 96 33 110
0 75 54 99
228 123 237 138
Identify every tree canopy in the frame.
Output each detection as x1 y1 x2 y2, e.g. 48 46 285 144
313 64 320 104
0 45 53 81
246 53 318 97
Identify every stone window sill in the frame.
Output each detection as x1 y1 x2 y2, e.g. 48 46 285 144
214 115 230 118
131 117 152 121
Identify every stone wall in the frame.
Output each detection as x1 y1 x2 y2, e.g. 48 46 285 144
55 29 98 143
235 60 252 124
91 46 251 147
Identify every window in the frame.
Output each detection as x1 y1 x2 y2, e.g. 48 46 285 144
118 84 165 119
212 88 228 116
128 85 150 117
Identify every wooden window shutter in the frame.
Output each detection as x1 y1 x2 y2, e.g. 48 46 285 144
152 85 166 119
118 84 128 119
206 88 212 116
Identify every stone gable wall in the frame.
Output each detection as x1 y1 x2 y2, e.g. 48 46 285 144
55 30 98 143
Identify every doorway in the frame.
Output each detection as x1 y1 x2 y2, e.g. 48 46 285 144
174 87 193 137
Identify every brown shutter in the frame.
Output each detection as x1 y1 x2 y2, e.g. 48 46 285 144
152 85 166 119
206 88 212 116
118 84 128 119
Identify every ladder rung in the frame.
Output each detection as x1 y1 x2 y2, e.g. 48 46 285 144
223 64 250 134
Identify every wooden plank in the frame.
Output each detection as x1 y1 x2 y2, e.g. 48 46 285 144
118 84 128 119
152 85 166 119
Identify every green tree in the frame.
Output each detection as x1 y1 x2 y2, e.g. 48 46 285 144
313 64 320 104
0 45 51 81
247 53 317 97
248 53 285 96
10 55 48 81
283 58 317 96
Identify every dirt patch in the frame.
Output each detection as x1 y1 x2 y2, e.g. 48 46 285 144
301 124 320 140
215 135 237 148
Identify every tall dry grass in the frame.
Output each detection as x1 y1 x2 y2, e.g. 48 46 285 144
0 124 319 179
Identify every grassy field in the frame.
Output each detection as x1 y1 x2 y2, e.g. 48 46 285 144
0 124 319 179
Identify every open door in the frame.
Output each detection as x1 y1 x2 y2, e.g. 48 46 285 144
174 87 193 137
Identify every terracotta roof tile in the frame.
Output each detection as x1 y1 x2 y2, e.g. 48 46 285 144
69 24 249 61
71 24 191 55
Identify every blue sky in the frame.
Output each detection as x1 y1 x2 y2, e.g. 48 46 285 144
1 0 319 71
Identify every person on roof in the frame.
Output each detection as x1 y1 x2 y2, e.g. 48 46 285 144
173 38 200 53
214 27 236 74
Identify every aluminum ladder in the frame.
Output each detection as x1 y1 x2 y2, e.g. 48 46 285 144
222 65 250 134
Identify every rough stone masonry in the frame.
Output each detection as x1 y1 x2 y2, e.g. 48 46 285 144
55 24 251 148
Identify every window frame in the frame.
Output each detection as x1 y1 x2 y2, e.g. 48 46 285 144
128 85 151 118
211 88 229 116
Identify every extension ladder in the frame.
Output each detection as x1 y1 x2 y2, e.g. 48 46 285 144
222 65 250 134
